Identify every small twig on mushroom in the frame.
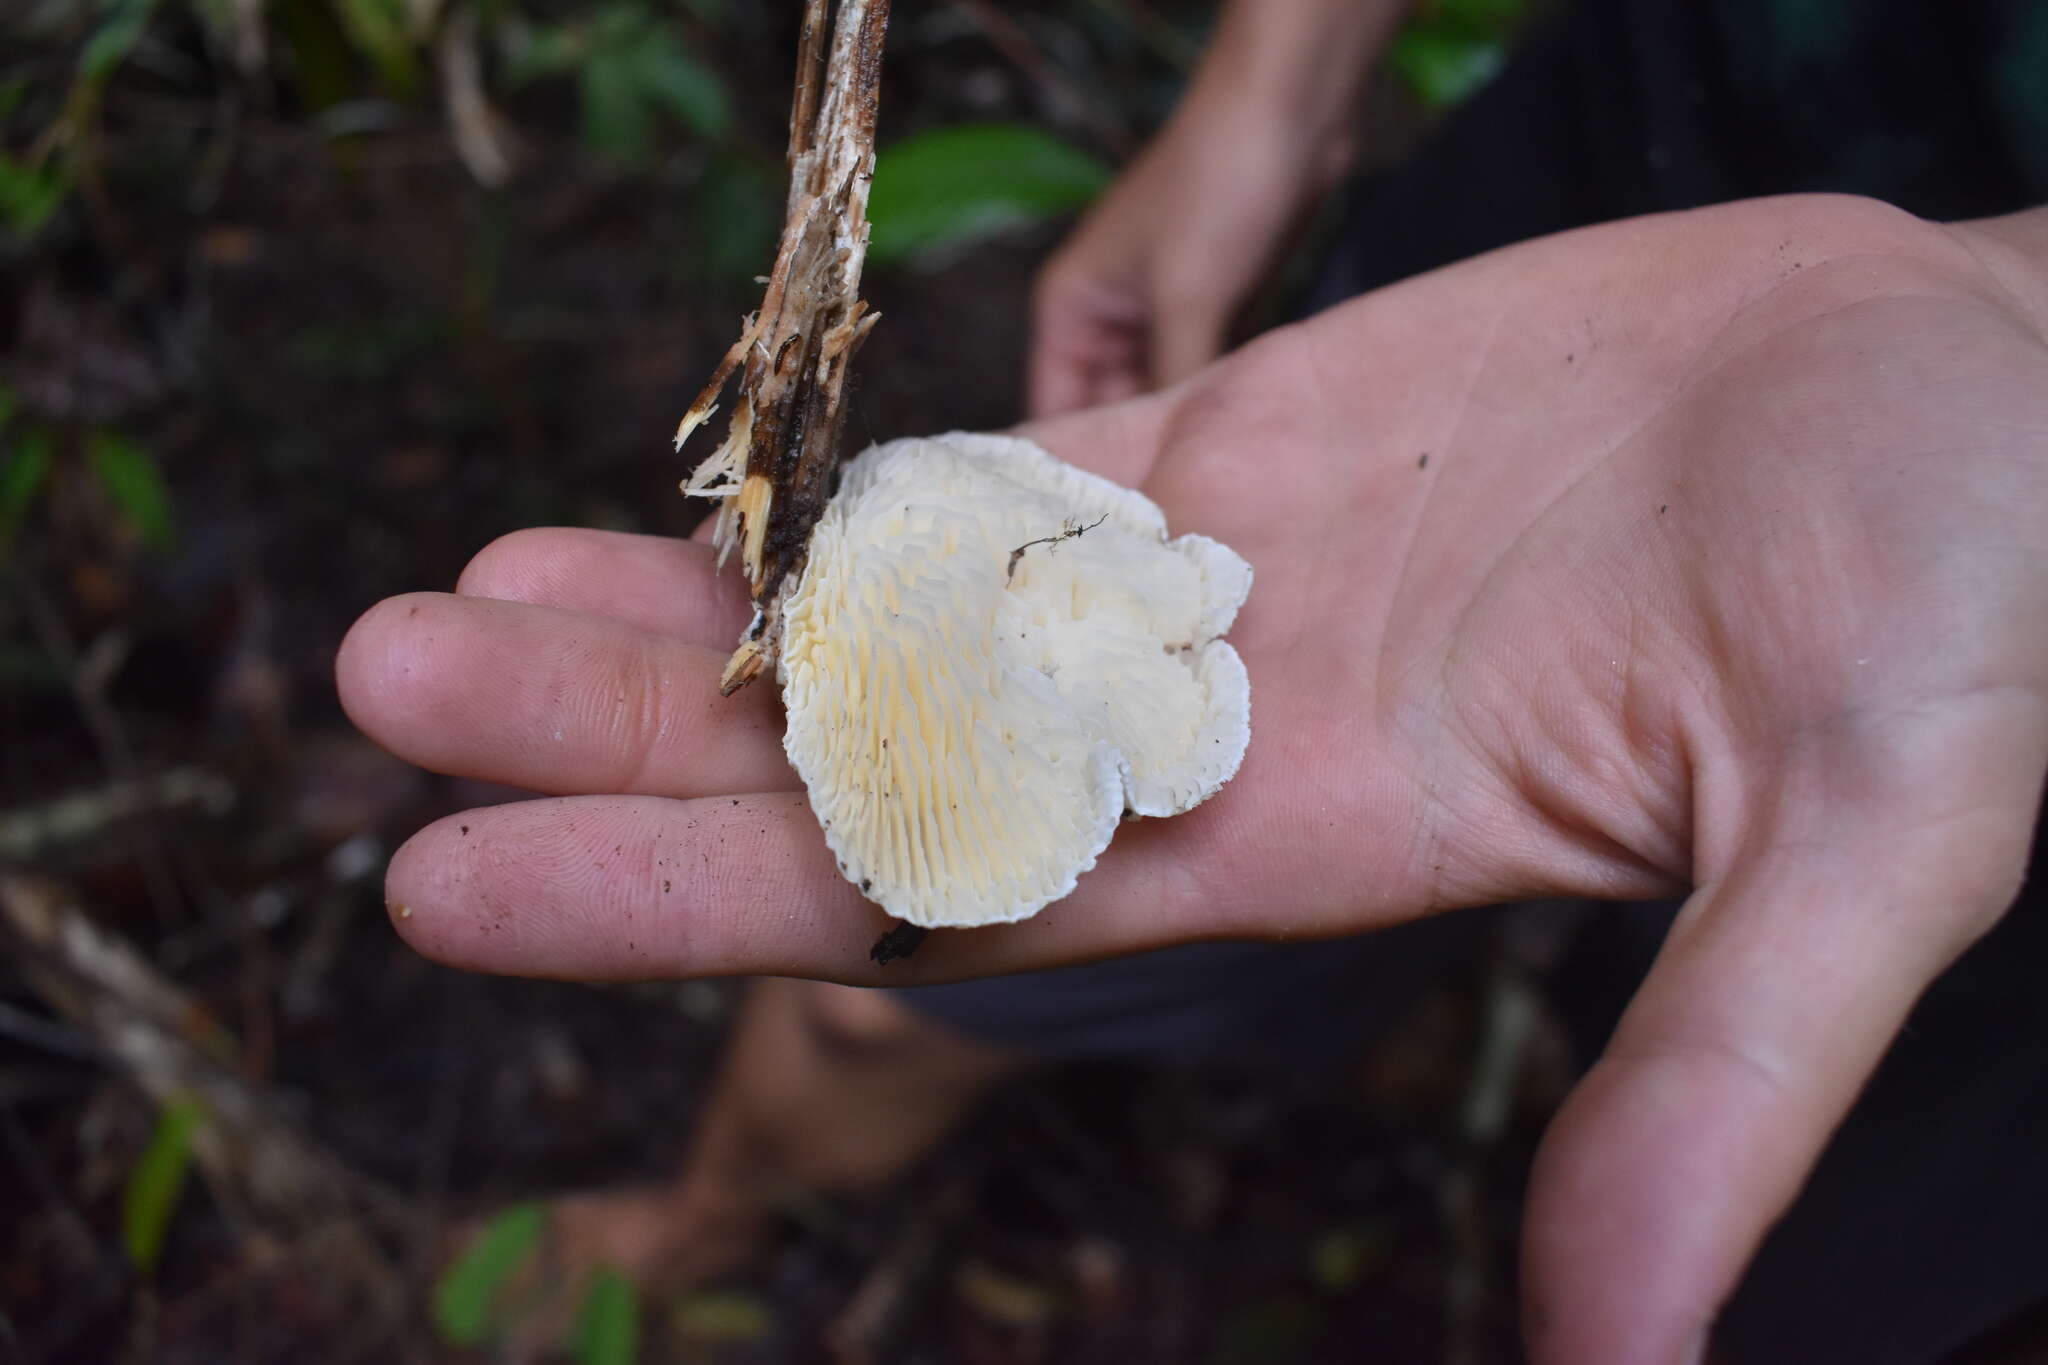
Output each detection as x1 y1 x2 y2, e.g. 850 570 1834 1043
1005 512 1108 584
678 0 892 695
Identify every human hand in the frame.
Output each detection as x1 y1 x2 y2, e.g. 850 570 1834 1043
1026 80 1356 418
339 194 2048 1364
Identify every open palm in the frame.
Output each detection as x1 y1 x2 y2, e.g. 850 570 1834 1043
340 194 2048 1364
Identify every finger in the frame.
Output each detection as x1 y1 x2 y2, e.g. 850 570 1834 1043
458 528 754 646
1150 290 1229 388
337 592 794 798
1028 326 1146 422
1028 268 1148 420
384 789 1240 985
1522 715 2047 1365
1026 337 1088 421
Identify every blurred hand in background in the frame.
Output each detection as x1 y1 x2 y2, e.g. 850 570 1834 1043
1026 0 1409 416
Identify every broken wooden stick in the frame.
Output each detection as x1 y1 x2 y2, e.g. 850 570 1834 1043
678 0 892 695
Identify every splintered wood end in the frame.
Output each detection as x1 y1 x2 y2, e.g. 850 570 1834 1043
676 0 891 702
737 472 774 587
719 638 766 695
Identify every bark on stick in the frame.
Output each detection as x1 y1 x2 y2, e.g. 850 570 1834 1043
677 0 892 695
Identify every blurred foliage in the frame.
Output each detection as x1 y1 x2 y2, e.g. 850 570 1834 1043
868 121 1110 264
0 152 66 236
0 0 1522 291
328 0 420 95
1208 1294 1321 1365
0 0 745 246
287 313 447 384
669 1288 773 1343
121 1093 204 1275
78 0 163 83
0 434 52 550
432 1200 545 1346
0 390 51 549
0 0 1239 280
573 1267 640 1365
693 146 779 284
432 1205 643 1361
502 4 730 165
0 388 170 552
88 430 177 549
1306 1221 1394 1294
1391 0 1529 108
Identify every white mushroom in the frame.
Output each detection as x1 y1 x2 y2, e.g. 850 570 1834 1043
776 431 1253 928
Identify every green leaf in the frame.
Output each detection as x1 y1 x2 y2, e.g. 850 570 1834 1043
272 0 356 111
1416 0 1525 38
1389 30 1507 109
432 1202 545 1346
88 431 176 549
693 150 776 284
188 0 233 49
0 75 33 119
679 0 729 29
122 1093 203 1275
500 21 586 88
0 428 54 545
580 45 654 164
573 1267 639 1365
670 1288 771 1343
868 123 1110 264
0 153 69 235
1306 1222 1392 1293
327 0 419 95
286 313 442 382
80 0 161 83
577 13 728 164
0 641 67 689
1395 0 1524 107
635 31 729 141
1207 1294 1320 1365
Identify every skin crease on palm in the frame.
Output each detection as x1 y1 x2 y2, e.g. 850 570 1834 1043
337 194 2048 1365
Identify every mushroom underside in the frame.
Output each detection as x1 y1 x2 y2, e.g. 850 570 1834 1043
777 432 1253 928
778 435 1245 929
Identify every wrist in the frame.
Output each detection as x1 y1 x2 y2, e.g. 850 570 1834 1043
1183 0 1411 144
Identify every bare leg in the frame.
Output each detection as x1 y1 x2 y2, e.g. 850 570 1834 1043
535 977 1028 1290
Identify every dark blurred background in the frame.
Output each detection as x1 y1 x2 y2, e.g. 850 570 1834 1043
0 2 1595 1361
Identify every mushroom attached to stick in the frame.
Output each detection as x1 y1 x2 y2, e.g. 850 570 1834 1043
675 1 1253 937
778 433 1252 928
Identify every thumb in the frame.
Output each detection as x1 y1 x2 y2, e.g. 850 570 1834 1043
1522 706 2047 1365
1027 281 1148 419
